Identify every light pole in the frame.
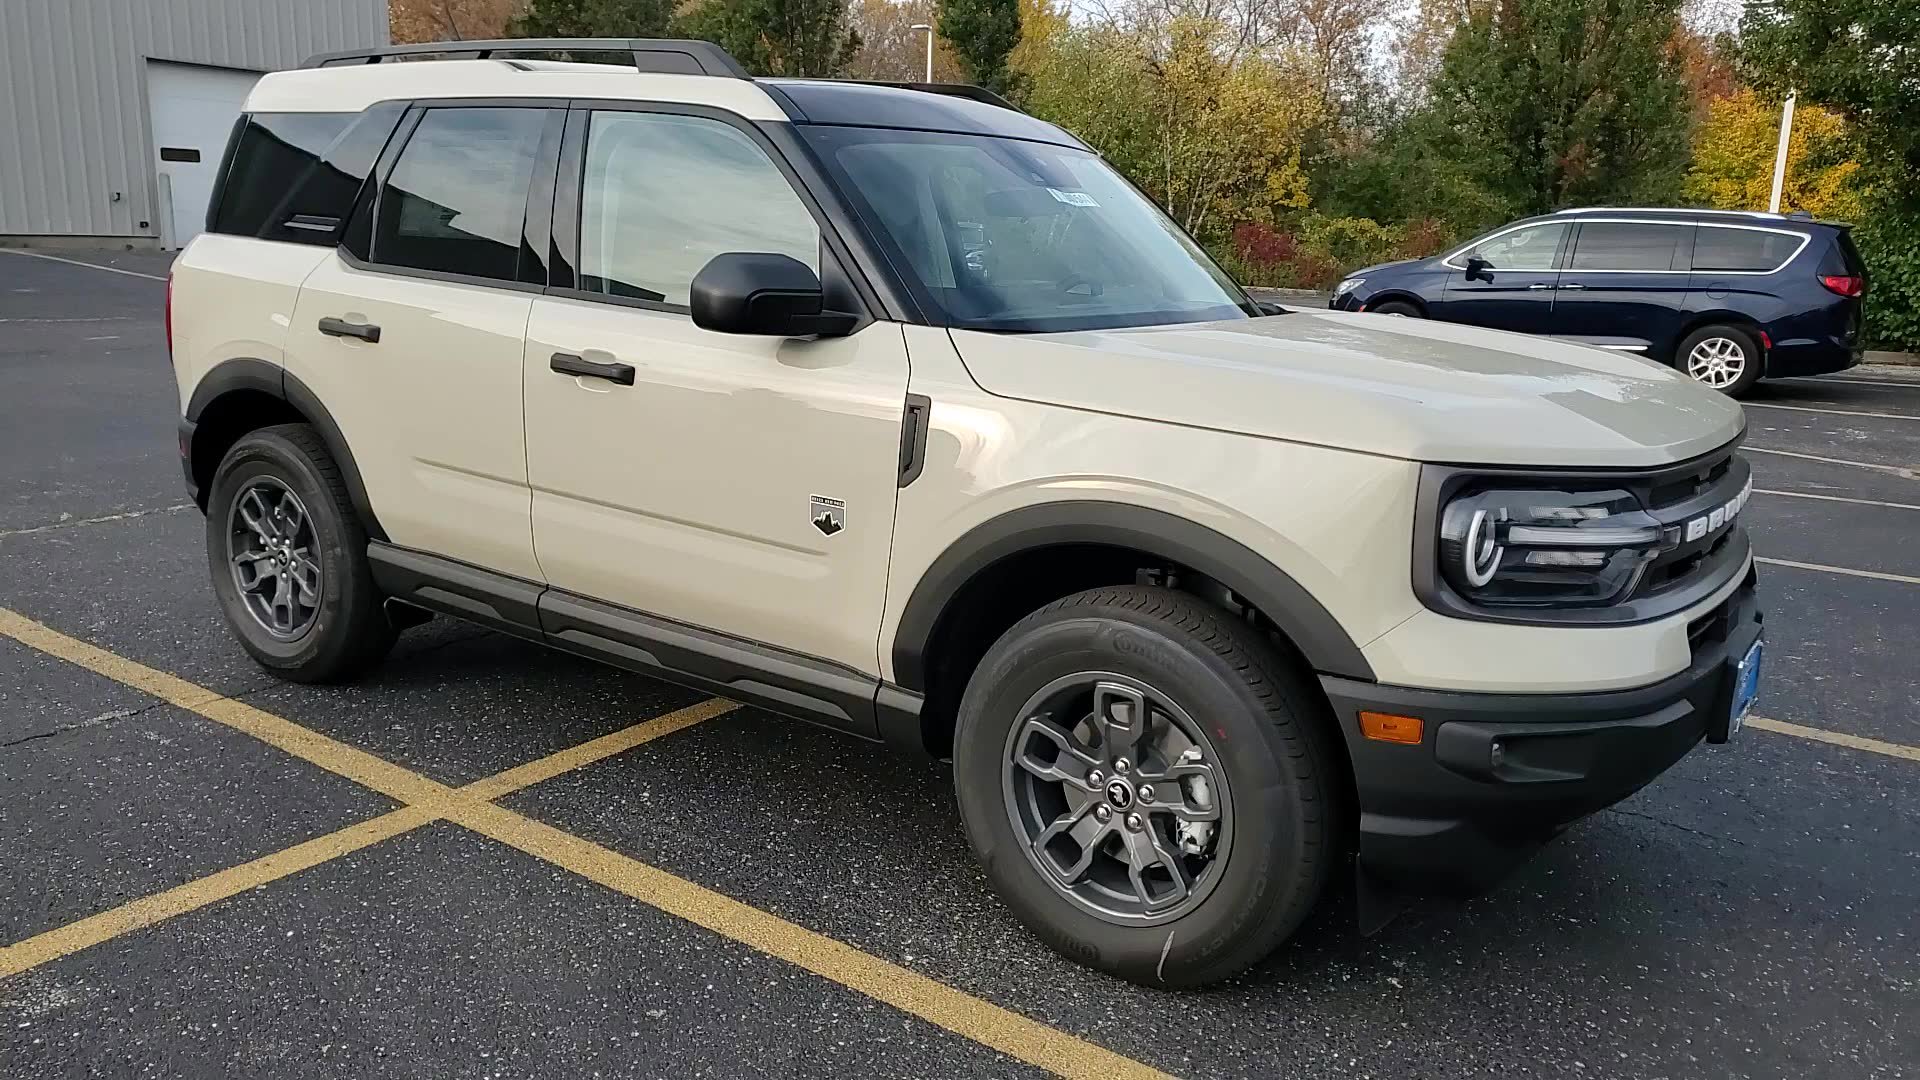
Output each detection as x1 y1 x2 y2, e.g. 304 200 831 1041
1768 90 1797 213
910 23 933 83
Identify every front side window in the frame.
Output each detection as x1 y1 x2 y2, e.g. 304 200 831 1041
372 107 546 281
578 111 819 306
1692 227 1801 273
807 126 1251 333
1568 222 1689 271
1462 222 1567 270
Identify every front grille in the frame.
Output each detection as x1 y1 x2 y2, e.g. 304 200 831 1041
1632 442 1750 604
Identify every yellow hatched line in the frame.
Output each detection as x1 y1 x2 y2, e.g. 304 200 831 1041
0 608 1174 1080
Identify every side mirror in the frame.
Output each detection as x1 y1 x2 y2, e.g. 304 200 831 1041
689 252 857 337
1464 255 1492 281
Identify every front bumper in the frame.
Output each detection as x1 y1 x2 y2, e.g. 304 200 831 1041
1321 569 1762 894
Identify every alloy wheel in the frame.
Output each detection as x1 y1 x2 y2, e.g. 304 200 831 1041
1002 672 1234 924
1685 336 1748 389
226 478 322 641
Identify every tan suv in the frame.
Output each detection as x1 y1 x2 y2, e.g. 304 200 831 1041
169 39 1764 987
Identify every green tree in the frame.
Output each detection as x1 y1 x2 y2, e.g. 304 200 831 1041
1684 88 1864 220
510 0 673 38
938 0 1021 96
674 0 861 76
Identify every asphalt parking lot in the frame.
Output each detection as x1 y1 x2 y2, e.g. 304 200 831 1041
3 247 1917 1079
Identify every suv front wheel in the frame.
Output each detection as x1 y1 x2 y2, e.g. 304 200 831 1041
205 424 396 682
953 586 1343 987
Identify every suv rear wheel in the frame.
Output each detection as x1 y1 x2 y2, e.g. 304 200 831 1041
953 586 1342 987
1679 324 1763 397
205 424 395 682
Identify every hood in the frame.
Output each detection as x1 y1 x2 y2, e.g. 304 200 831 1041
948 311 1746 467
1345 258 1420 278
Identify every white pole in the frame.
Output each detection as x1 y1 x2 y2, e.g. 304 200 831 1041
1768 91 1796 213
910 23 933 82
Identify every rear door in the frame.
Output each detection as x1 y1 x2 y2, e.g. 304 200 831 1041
283 103 562 582
1433 220 1568 333
1550 220 1694 357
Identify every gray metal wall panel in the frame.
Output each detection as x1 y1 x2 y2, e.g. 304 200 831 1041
0 0 388 238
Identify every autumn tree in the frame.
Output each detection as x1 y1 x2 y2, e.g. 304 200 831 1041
510 0 674 38
392 0 525 42
846 0 966 82
1684 88 1863 219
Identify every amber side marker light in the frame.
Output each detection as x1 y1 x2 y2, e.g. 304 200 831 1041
1360 711 1424 745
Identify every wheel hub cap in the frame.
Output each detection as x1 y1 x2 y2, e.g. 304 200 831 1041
1002 672 1234 925
226 479 322 642
1686 337 1747 389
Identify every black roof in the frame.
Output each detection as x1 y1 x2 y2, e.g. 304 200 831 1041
758 79 1089 150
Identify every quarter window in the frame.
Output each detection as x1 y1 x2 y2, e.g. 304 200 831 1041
372 108 547 282
577 111 818 306
1568 223 1688 271
1464 223 1567 270
211 112 370 244
1692 227 1801 273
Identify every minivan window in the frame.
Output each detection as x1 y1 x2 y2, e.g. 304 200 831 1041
808 126 1251 333
1692 227 1801 273
1462 222 1567 270
211 113 356 242
1568 222 1688 271
577 111 818 306
371 107 546 282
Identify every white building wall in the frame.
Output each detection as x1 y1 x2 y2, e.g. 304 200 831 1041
0 0 388 240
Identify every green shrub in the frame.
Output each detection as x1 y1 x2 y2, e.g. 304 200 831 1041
1854 213 1920 351
1298 215 1400 273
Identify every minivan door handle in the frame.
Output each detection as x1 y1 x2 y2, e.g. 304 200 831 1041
1528 283 1552 290
550 352 636 386
317 316 380 343
1558 283 1586 291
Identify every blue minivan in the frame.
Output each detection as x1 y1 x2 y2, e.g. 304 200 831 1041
1328 208 1868 396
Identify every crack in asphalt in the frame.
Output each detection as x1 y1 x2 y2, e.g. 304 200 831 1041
0 704 159 748
1604 807 1748 847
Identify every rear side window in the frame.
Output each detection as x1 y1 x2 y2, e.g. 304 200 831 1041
1692 227 1803 273
1568 223 1689 271
211 108 403 245
370 107 547 282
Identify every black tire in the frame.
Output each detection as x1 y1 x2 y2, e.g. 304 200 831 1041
953 586 1343 987
205 424 395 682
1676 324 1763 397
1370 299 1421 317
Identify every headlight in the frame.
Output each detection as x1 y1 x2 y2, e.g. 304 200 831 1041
1437 487 1664 607
1333 277 1365 296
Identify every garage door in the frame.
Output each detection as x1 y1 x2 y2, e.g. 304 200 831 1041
147 61 260 249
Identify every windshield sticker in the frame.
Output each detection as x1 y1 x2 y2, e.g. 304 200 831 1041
1047 188 1099 207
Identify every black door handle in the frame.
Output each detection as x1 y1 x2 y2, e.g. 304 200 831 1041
318 316 380 343
550 352 635 386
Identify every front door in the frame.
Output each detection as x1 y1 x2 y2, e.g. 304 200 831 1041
1549 220 1695 357
1433 220 1569 334
523 106 909 686
283 105 557 581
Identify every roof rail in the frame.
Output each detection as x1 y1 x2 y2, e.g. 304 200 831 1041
1558 206 1783 219
844 80 1020 112
301 38 751 79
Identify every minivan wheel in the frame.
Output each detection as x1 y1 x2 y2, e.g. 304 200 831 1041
1370 300 1421 318
205 424 395 682
953 586 1342 987
1679 325 1763 396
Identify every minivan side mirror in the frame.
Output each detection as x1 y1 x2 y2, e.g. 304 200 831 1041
1463 255 1492 281
689 253 857 337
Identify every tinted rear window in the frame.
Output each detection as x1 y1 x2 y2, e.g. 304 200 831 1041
1692 226 1803 273
1835 230 1866 275
1568 222 1689 271
212 108 402 244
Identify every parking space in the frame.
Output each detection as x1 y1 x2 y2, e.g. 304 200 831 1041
3 250 1918 1077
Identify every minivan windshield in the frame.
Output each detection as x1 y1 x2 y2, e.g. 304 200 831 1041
804 126 1255 333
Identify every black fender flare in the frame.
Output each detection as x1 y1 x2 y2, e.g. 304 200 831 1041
889 501 1375 691
185 357 387 541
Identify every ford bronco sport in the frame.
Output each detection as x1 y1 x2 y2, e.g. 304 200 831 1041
169 39 1764 988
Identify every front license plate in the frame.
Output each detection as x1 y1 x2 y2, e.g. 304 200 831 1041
1729 640 1763 735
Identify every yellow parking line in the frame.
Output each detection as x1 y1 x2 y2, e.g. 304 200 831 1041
461 697 741 801
1747 717 1920 764
452 801 1172 1080
0 609 1171 1079
1755 556 1920 586
0 805 438 980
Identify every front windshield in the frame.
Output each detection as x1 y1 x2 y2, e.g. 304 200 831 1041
804 126 1254 333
